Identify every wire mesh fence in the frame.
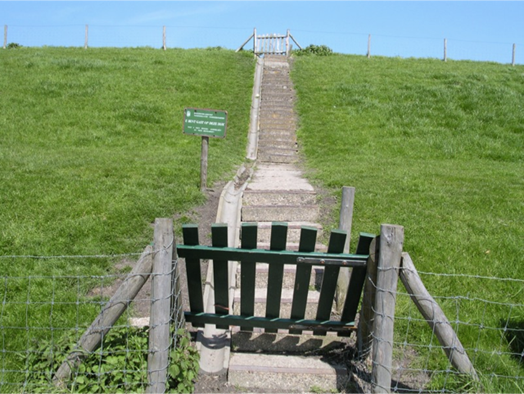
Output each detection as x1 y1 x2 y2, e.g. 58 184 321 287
0 222 189 393
2 25 522 65
353 264 524 393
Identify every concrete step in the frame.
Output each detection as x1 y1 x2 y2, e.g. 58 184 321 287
259 109 296 116
239 262 324 289
233 288 322 319
228 353 348 393
258 146 298 156
231 331 348 354
259 117 296 123
258 138 297 150
242 204 319 222
258 139 297 150
258 131 296 141
258 152 299 164
258 129 296 137
243 190 316 206
254 221 323 243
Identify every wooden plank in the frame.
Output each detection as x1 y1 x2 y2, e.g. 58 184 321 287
314 230 347 335
54 245 153 386
212 223 229 329
182 224 204 328
400 252 478 380
240 223 258 331
147 218 175 394
371 224 404 394
265 222 288 333
185 312 356 334
341 233 375 324
289 226 317 334
177 245 368 267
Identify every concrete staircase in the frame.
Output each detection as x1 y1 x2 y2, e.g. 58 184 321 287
228 55 350 392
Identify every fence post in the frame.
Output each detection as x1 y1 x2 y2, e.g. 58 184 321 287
371 224 404 394
336 186 355 313
444 38 447 62
253 27 257 57
84 25 88 49
512 43 516 66
367 34 371 58
147 218 175 393
357 235 378 360
286 29 290 56
399 252 479 381
3 25 7 49
163 26 166 50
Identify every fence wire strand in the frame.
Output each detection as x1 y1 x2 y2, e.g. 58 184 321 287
0 250 185 393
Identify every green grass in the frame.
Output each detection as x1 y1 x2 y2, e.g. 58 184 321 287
0 47 254 390
292 55 524 391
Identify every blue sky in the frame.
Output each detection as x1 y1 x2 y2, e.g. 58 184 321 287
1 1 523 64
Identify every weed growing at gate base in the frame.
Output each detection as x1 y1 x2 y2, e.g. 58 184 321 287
292 55 524 391
0 47 253 389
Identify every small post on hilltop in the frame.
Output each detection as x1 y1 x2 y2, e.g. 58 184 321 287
163 26 166 50
84 25 88 49
4 25 8 49
444 38 447 62
367 34 371 58
512 43 516 66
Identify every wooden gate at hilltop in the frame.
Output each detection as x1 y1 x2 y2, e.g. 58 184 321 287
237 28 302 57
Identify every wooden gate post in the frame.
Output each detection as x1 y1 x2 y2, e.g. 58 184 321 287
147 218 176 393
371 224 404 394
336 186 355 313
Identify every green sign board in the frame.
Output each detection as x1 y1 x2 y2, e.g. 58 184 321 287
183 108 228 138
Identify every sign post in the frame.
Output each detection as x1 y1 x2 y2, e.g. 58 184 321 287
183 108 228 191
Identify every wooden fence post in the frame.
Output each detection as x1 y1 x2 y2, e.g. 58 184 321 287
53 246 154 386
147 218 175 393
512 43 516 66
336 186 355 313
371 224 404 394
84 25 88 49
357 236 378 360
163 26 166 51
367 34 371 58
444 38 447 62
400 252 479 381
200 136 209 191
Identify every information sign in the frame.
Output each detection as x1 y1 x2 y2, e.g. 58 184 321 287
183 108 227 138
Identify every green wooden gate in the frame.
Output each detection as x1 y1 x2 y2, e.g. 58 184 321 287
177 222 374 336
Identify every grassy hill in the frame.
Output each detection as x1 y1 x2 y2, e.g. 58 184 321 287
0 47 254 390
1 47 523 391
292 54 523 391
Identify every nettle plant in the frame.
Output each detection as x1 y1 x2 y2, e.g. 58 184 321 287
24 327 200 393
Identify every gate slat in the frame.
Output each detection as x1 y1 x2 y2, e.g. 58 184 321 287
240 223 258 331
289 226 317 334
314 230 347 335
212 224 229 329
265 222 288 333
341 233 375 324
182 224 204 328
